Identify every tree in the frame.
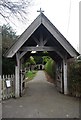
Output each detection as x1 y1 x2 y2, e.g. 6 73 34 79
24 56 36 67
42 56 50 65
2 24 17 74
29 56 36 65
0 0 32 22
2 24 17 54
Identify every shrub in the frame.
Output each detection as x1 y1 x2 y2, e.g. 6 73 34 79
67 59 81 97
45 58 56 80
2 57 15 75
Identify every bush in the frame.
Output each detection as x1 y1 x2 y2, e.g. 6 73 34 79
45 58 56 80
2 57 15 75
68 59 81 97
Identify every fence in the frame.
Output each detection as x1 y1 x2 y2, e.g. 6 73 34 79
1 74 15 100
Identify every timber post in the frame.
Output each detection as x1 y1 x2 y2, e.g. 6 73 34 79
20 59 23 97
63 59 68 95
0 75 2 100
60 61 63 93
0 75 2 120
15 52 20 98
15 66 20 98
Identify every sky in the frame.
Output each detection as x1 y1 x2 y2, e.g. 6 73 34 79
0 0 80 52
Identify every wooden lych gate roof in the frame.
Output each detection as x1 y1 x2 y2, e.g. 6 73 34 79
4 13 79 61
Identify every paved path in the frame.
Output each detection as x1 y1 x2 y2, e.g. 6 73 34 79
2 71 79 118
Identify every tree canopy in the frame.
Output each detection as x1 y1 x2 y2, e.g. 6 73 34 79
0 0 32 22
2 24 17 54
2 24 17 74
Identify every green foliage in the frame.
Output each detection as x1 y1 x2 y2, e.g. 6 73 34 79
25 70 37 81
33 56 43 64
2 57 15 74
29 56 36 65
42 56 50 65
45 58 56 80
2 24 17 74
68 60 81 97
24 56 36 68
2 24 17 54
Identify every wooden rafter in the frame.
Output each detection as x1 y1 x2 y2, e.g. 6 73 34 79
43 37 49 45
32 35 40 45
19 51 27 59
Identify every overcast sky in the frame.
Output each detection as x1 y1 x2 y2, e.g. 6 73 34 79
1 0 80 52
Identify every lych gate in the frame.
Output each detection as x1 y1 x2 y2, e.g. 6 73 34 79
4 12 79 98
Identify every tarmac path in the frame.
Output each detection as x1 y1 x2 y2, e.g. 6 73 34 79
2 70 79 118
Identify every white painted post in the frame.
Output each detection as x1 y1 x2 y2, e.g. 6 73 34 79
15 66 20 98
63 59 68 95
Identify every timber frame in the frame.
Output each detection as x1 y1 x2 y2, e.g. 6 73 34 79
4 12 79 98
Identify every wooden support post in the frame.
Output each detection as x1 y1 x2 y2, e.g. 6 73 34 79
20 59 23 96
15 52 20 98
60 62 63 93
0 75 2 100
63 59 68 95
15 66 20 98
0 75 2 120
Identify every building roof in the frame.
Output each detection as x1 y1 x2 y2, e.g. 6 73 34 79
4 13 79 59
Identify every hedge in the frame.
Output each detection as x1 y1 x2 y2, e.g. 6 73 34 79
67 59 81 97
45 58 56 80
45 58 81 97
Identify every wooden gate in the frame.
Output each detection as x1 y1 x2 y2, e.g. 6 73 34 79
56 61 63 93
20 69 28 96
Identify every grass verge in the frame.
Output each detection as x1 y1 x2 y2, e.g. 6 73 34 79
25 70 37 81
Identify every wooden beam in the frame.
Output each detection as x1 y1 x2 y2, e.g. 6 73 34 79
43 38 49 45
19 46 55 52
15 52 20 98
16 52 20 66
19 51 27 59
32 35 40 45
20 59 23 96
19 46 65 59
0 76 2 102
32 35 48 46
30 52 49 56
63 59 68 94
40 31 44 46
